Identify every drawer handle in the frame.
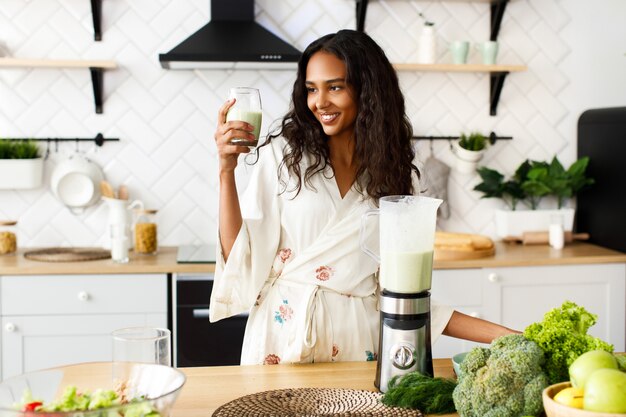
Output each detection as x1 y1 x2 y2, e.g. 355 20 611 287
487 273 500 283
77 291 90 301
192 309 248 319
5 323 16 333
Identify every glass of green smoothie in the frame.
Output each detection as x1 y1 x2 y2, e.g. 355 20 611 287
226 87 262 148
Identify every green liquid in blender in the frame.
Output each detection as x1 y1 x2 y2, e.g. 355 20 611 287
379 250 434 293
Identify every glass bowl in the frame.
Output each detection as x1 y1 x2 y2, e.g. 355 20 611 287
0 362 186 417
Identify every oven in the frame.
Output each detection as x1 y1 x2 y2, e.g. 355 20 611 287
174 274 248 367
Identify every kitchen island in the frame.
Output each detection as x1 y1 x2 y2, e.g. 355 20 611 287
62 359 458 417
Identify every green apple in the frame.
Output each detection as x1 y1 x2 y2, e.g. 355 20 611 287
583 368 626 413
569 350 618 388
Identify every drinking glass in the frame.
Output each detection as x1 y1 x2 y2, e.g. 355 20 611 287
112 327 171 383
226 87 262 148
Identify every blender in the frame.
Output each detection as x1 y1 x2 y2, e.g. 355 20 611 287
361 195 442 392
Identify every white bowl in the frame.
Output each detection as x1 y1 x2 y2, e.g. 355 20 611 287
51 154 104 213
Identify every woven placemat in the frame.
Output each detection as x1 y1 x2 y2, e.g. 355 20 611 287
24 247 111 262
212 388 423 417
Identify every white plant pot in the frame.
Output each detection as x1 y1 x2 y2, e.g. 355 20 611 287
494 208 576 238
453 142 485 174
0 158 44 189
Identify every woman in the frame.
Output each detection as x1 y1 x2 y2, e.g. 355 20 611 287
211 29 516 365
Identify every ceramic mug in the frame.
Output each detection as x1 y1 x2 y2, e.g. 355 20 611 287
449 40 469 64
476 41 498 65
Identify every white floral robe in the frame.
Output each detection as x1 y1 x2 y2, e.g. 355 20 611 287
209 137 454 365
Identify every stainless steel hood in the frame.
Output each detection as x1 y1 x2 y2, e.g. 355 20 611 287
159 0 301 70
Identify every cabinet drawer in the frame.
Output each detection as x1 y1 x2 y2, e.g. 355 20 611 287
432 269 485 306
1 274 167 316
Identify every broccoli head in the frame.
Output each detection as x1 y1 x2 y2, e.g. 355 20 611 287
452 334 549 417
523 300 613 384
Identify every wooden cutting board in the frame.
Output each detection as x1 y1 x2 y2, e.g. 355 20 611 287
434 232 495 261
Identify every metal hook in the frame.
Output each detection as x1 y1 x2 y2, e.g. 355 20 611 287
429 139 434 155
44 140 51 160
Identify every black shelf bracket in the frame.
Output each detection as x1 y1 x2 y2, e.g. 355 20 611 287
490 71 509 116
89 67 104 114
90 0 102 41
356 0 368 32
490 0 509 41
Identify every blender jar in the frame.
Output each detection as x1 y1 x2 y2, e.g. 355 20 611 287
0 220 17 255
361 196 442 293
133 209 158 255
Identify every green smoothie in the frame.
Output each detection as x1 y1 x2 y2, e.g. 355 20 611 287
380 250 434 293
226 109 262 147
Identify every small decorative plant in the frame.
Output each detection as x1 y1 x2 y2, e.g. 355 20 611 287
458 132 489 152
0 140 40 159
474 156 594 210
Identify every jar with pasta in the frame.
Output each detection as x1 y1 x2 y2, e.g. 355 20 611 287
0 220 17 255
133 209 158 255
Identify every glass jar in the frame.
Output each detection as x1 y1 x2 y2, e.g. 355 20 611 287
134 209 158 255
0 220 17 255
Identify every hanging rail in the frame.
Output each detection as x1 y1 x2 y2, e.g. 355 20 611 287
412 132 512 144
1 133 118 147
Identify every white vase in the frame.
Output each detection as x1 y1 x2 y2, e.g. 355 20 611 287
494 208 576 238
0 158 44 189
452 142 485 173
416 25 437 64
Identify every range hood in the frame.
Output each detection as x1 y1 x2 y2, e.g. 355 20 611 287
159 0 301 70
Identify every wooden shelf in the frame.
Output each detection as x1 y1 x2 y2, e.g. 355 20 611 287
393 63 526 116
393 63 526 72
0 58 116 69
0 58 117 114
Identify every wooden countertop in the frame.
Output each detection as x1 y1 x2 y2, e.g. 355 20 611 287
0 242 623 276
434 241 626 269
61 360 457 417
0 247 215 275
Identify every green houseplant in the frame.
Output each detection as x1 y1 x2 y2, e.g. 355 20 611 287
474 156 594 237
453 132 489 173
0 139 44 189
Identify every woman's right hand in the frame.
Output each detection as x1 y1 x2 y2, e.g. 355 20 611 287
214 98 256 174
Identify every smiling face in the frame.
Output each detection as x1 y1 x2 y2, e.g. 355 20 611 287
305 51 358 143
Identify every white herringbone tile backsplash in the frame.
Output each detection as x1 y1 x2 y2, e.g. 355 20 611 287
0 0 619 247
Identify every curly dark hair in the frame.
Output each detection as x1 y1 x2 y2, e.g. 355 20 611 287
264 29 418 200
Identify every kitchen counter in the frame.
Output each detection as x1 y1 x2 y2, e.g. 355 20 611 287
60 360 458 417
0 242 623 275
0 247 213 275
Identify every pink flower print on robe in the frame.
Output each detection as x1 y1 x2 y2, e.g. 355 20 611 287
274 299 293 325
271 248 293 278
332 344 339 361
263 354 281 365
315 265 334 281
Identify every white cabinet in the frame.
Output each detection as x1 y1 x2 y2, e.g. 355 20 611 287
0 274 167 380
431 263 626 358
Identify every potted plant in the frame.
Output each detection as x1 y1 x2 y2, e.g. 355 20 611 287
474 156 594 238
453 131 489 173
0 139 43 189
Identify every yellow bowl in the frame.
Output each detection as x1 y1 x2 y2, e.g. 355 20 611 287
543 381 626 417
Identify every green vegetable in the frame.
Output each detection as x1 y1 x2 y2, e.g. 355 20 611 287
381 371 457 414
17 386 160 417
458 132 488 151
452 334 549 417
616 354 626 371
523 300 613 384
0 140 40 159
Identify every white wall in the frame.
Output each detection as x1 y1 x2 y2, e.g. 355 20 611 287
0 0 623 247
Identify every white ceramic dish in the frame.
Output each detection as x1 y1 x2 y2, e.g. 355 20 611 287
51 154 104 213
452 351 469 377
